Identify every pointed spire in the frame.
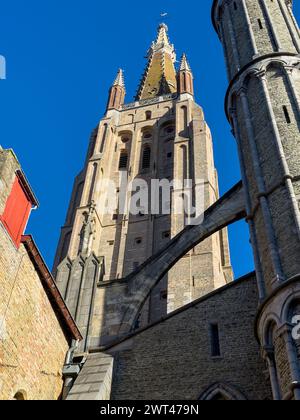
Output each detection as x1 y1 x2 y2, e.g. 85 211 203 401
107 68 126 111
155 23 171 48
136 24 177 101
113 68 126 91
179 53 191 72
177 53 194 97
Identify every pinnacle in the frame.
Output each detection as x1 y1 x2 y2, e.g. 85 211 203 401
156 23 171 47
179 53 191 72
113 68 125 89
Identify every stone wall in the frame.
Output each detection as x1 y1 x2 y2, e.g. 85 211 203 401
0 222 70 400
214 0 300 81
106 274 272 400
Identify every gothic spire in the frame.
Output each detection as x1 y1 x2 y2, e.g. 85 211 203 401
177 53 194 97
113 69 126 91
136 24 177 101
179 53 191 72
107 68 126 111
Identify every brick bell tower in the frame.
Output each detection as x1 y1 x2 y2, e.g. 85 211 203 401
213 0 300 400
53 23 233 350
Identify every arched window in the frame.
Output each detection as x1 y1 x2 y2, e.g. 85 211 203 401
181 106 188 132
119 151 128 170
99 124 108 153
88 163 98 204
183 73 187 92
199 383 247 401
263 321 282 401
146 111 152 120
143 130 152 140
180 145 188 182
13 391 27 400
142 145 151 170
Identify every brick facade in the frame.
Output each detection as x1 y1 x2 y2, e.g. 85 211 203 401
0 149 81 400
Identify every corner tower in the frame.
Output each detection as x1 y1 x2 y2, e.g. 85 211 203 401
213 0 300 400
53 24 233 349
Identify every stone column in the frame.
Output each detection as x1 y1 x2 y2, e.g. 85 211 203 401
263 346 282 400
238 87 284 284
230 108 266 300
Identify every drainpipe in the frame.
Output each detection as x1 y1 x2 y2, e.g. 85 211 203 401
62 340 80 400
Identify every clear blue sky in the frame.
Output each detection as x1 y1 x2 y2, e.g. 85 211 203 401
1 1 299 279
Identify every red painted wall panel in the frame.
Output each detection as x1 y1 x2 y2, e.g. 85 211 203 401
0 176 32 247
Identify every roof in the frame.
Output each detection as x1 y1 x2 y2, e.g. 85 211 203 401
136 24 177 101
21 235 82 342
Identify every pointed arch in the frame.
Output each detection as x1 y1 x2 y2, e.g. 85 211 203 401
88 163 98 204
142 144 151 170
199 383 247 401
100 124 108 154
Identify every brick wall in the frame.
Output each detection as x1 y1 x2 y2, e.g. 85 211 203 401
0 222 69 400
108 274 272 400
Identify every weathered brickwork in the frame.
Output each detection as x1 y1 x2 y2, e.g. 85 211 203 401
106 275 272 400
53 25 233 349
0 150 75 400
0 224 70 400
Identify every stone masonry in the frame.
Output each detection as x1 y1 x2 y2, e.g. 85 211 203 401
53 24 233 351
0 149 81 400
213 0 300 400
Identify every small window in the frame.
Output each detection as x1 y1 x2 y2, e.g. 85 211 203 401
13 391 26 400
143 131 152 140
283 106 291 124
167 152 173 158
162 231 171 239
108 240 114 246
121 136 130 144
165 126 175 135
258 19 263 30
142 146 151 170
135 237 142 245
160 290 168 300
210 324 221 357
119 151 128 170
146 111 152 120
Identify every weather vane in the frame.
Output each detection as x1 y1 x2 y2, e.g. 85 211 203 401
159 12 169 23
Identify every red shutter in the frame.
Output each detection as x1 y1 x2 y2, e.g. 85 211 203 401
0 176 32 247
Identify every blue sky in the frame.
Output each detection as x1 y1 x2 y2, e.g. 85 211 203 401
0 1 299 278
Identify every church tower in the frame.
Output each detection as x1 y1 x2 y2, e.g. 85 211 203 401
53 24 233 349
213 0 300 400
